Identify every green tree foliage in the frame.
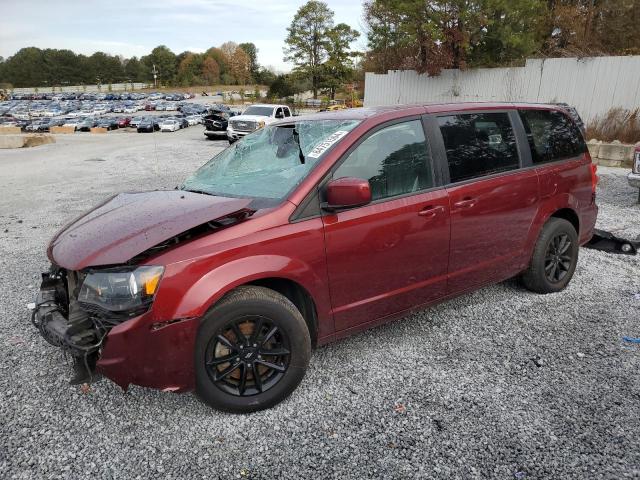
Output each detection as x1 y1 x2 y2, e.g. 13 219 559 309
142 45 177 86
321 23 361 99
469 0 545 67
363 0 639 74
362 0 536 72
123 56 146 82
268 74 296 98
283 0 335 98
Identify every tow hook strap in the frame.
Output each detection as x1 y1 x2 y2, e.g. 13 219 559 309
583 229 639 255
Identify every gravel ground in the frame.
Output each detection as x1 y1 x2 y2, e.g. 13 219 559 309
0 131 639 479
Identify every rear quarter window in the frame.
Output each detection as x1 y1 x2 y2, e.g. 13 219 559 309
518 109 587 164
437 112 520 183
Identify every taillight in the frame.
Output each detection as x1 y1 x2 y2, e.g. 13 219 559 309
590 163 598 194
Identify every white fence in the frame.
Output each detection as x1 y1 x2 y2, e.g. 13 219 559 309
10 83 152 94
364 56 640 123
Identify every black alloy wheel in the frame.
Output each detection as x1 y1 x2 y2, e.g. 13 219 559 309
205 316 291 397
521 217 579 294
544 233 572 283
195 286 311 413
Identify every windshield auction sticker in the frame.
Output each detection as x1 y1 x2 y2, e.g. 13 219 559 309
307 131 349 159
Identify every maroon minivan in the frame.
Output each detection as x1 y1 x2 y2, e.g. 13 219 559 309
33 103 598 412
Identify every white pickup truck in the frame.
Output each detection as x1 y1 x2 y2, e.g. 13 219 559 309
226 104 292 144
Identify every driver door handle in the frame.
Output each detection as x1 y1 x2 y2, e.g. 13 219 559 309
453 197 478 209
418 205 445 218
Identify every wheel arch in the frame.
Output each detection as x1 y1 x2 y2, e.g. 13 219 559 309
549 207 580 235
166 255 330 344
243 278 319 348
521 194 581 269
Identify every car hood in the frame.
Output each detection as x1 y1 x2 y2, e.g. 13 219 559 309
48 190 252 270
231 115 270 122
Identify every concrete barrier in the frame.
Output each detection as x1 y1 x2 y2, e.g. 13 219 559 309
589 140 636 168
0 135 55 149
0 127 22 135
50 126 76 134
90 127 108 134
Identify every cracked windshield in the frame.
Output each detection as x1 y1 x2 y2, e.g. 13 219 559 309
182 119 360 199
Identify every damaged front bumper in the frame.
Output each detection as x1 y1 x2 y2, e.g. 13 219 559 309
31 267 199 391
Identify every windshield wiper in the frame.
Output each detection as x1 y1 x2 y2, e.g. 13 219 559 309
182 188 215 196
293 128 305 165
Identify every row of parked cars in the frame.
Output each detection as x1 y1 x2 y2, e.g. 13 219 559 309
15 113 204 133
0 94 224 134
9 91 195 102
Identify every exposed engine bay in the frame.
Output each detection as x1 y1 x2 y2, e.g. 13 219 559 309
31 206 255 385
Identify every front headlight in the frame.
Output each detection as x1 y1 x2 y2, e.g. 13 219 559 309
257 120 265 129
78 266 164 314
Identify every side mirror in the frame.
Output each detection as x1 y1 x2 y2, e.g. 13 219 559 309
275 111 284 119
323 177 372 211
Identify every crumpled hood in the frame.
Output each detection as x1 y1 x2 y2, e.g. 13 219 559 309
48 190 251 270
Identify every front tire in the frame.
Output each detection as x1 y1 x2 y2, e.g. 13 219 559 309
522 218 579 294
195 286 311 413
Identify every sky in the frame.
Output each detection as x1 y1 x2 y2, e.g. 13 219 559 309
0 0 367 72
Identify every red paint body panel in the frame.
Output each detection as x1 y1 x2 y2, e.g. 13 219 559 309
446 168 540 292
323 189 450 330
45 102 598 393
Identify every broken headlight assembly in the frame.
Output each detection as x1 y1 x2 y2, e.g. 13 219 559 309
78 266 164 315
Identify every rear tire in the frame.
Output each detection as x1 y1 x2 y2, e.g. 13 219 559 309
195 286 311 413
521 218 579 294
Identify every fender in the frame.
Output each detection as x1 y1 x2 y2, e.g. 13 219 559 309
158 254 333 336
520 192 580 268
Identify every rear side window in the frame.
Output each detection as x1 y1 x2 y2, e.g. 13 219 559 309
519 109 586 164
438 112 520 183
333 119 433 201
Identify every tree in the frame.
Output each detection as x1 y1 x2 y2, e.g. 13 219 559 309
142 45 177 86
205 47 228 77
124 56 146 82
284 0 335 98
364 0 545 74
220 42 251 84
542 0 640 56
469 0 544 67
0 47 48 87
321 23 360 99
238 42 259 81
201 56 220 85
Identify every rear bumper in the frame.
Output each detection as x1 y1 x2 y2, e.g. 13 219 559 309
204 129 226 138
628 172 640 189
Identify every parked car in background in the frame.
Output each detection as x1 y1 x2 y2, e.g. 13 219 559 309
77 117 99 132
96 118 119 130
185 114 202 126
159 118 180 132
203 109 233 140
62 118 83 130
117 117 131 128
137 117 159 133
129 116 144 128
226 104 291 144
32 102 597 413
